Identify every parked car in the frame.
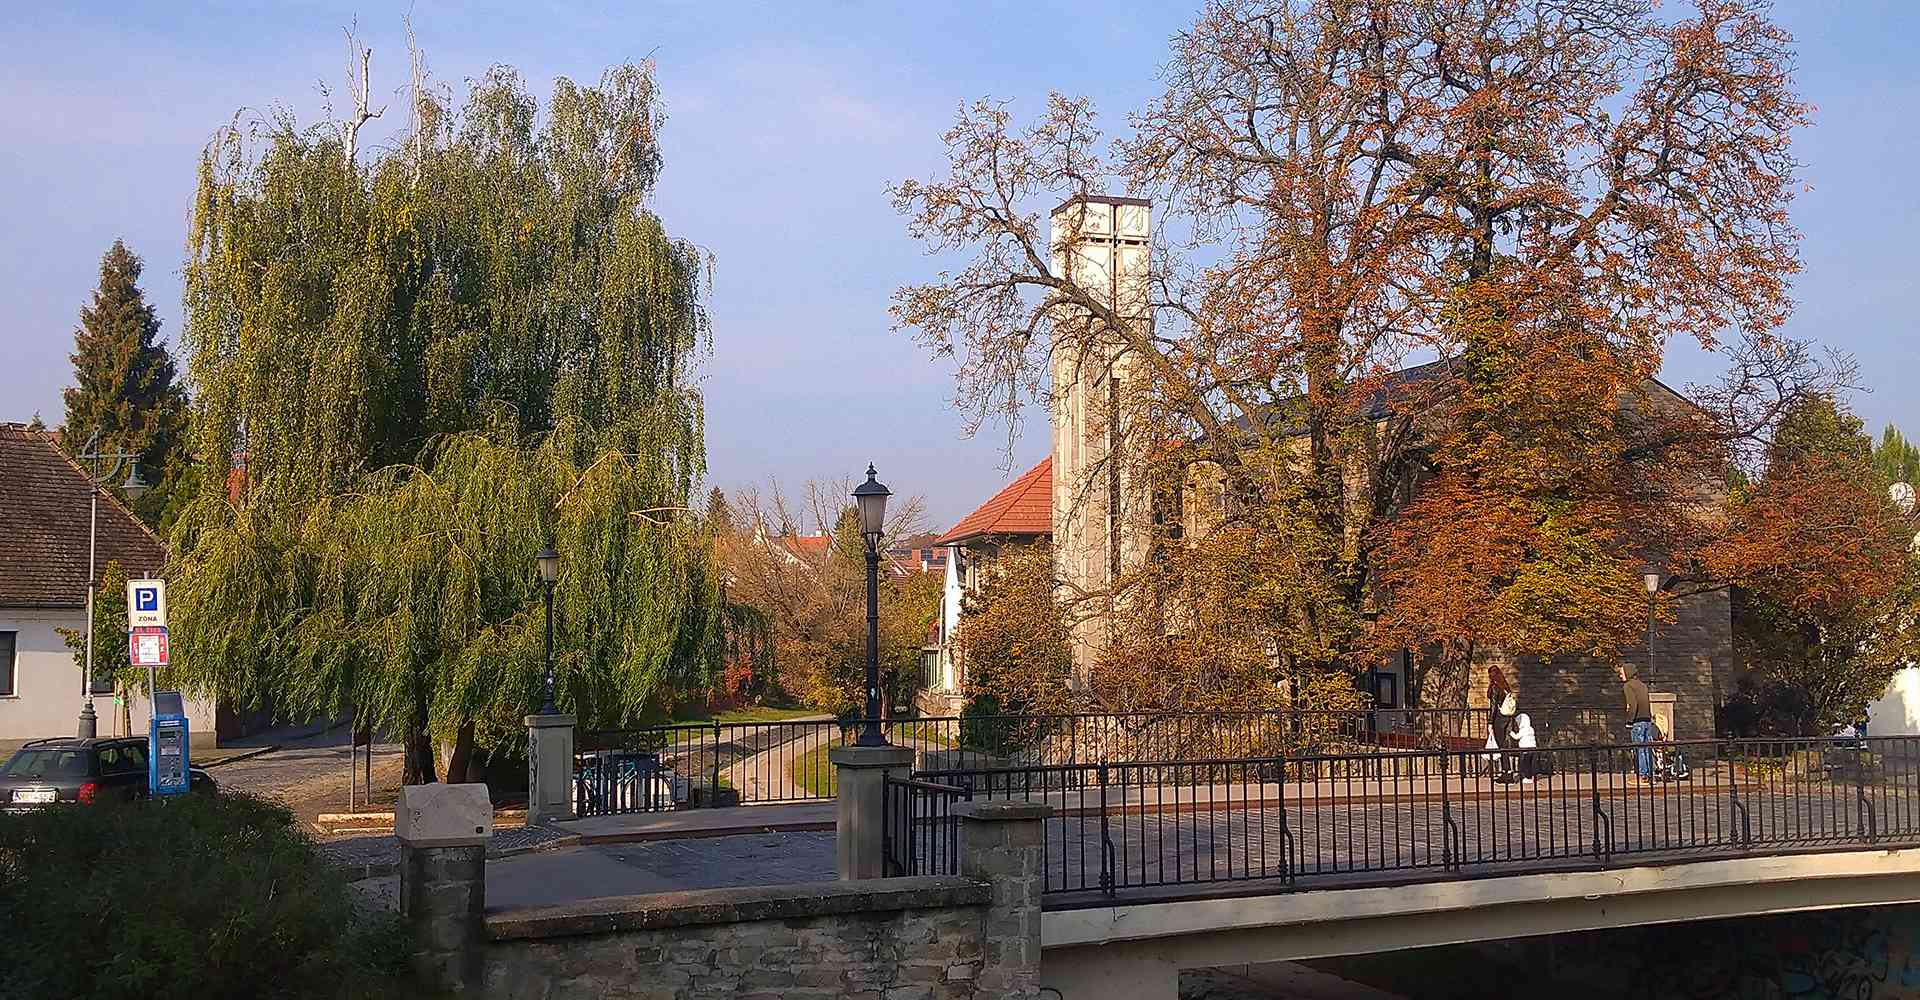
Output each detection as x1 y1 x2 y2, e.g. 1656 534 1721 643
0 736 216 810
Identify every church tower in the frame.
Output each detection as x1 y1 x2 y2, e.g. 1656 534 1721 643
1049 195 1151 678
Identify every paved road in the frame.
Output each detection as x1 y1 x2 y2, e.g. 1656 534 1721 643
206 721 404 820
484 831 836 908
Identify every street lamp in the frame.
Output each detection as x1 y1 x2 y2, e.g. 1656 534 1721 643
75 433 145 739
852 465 892 747
536 544 560 714
1641 568 1662 684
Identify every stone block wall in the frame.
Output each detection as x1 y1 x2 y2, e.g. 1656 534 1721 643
1467 587 1734 743
482 878 999 1000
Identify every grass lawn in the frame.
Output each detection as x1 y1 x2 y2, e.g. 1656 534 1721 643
791 738 846 797
890 721 958 748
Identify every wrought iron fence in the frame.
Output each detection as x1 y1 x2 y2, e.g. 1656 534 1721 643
574 707 1533 817
906 734 1920 900
575 718 852 816
882 775 970 877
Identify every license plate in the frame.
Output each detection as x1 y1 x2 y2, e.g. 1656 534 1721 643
12 788 56 804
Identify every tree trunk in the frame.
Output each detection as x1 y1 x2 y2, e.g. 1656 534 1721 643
401 686 438 784
445 719 477 784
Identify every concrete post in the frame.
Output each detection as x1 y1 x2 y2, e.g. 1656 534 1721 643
830 742 914 879
957 799 1051 1000
525 713 576 826
396 783 493 994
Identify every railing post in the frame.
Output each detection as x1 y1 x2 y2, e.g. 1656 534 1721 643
396 783 491 994
1439 749 1454 870
957 800 1051 999
711 721 723 808
831 743 914 879
1857 743 1875 843
525 712 576 827
1097 762 1115 894
1589 748 1608 863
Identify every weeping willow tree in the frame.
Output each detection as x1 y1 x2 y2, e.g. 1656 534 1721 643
171 54 718 781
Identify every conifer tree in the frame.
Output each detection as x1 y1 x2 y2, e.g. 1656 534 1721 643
61 240 188 527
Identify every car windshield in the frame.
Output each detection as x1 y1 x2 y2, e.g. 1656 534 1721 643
0 748 91 781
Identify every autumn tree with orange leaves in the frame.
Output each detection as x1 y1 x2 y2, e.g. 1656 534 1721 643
1704 397 1919 733
895 0 1879 709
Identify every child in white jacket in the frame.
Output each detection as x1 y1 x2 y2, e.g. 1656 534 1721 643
1514 712 1540 783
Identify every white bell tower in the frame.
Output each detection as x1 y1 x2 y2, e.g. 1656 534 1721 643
1049 195 1151 677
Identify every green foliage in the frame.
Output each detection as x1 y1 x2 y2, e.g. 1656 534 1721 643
61 240 190 528
1724 396 1920 734
954 542 1074 717
174 59 718 771
0 794 414 1000
1875 423 1919 488
173 428 723 753
56 560 132 695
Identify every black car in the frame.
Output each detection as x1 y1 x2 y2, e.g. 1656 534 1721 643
0 736 216 809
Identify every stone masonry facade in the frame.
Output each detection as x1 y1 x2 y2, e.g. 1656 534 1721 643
1468 587 1735 743
411 800 1054 999
483 879 995 1000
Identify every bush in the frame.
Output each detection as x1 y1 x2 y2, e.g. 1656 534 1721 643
0 793 418 1000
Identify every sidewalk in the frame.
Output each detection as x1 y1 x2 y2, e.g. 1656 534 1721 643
551 801 834 843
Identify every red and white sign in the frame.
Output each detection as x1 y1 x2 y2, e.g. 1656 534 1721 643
130 626 169 667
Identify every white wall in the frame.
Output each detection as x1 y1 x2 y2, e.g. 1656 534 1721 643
937 548 965 691
1869 666 1920 737
0 608 216 745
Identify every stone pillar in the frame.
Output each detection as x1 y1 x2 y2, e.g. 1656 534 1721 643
396 783 493 994
957 799 1051 999
1651 692 1677 741
526 713 576 827
830 743 914 879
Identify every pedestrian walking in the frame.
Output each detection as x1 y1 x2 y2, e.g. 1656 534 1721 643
1619 663 1653 780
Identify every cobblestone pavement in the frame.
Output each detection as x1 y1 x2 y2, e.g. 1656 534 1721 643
485 831 837 908
208 722 405 821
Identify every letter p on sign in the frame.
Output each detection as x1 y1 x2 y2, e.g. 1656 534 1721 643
127 579 167 628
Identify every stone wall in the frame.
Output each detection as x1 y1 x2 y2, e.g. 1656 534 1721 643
401 791 1051 999
1467 587 1734 743
483 878 995 1000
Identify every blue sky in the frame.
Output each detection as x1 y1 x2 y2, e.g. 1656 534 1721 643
1 2 1914 528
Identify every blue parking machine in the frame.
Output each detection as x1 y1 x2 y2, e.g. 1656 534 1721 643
149 691 191 797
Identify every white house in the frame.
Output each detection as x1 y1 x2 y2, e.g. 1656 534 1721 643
0 424 215 746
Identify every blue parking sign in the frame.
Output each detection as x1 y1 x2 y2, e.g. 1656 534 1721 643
126 578 167 628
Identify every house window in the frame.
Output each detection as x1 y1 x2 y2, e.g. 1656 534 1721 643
0 631 15 696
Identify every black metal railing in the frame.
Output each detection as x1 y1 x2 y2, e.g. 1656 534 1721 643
911 734 1920 899
572 707 1569 817
882 775 970 876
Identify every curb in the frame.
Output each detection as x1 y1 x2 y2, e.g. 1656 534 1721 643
572 819 835 845
201 745 280 769
331 828 584 882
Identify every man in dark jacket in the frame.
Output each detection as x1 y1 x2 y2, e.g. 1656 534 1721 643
1618 664 1653 779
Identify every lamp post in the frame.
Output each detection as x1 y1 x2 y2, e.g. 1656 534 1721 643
1641 569 1663 683
536 544 560 714
852 465 892 747
75 433 146 739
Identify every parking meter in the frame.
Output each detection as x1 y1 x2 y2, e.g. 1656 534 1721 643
149 691 191 797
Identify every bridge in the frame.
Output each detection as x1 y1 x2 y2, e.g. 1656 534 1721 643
434 713 1920 998
1040 848 1920 997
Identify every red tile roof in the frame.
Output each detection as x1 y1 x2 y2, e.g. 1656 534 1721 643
935 458 1053 546
0 424 168 608
780 534 833 560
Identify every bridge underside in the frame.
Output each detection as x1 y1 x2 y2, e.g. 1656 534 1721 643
1040 847 1920 999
